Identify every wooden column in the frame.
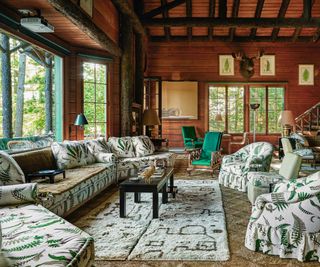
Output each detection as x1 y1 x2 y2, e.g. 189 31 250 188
0 33 12 138
15 52 26 137
120 17 134 136
135 33 144 106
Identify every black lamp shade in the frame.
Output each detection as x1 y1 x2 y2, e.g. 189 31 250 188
74 113 89 126
250 103 260 110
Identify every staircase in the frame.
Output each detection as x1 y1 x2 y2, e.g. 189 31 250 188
295 102 320 134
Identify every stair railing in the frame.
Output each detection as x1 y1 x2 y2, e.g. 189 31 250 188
295 102 320 133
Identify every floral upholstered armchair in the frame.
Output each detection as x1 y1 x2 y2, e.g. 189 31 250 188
245 171 320 262
218 142 274 192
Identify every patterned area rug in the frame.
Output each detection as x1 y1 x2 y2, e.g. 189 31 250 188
74 180 229 261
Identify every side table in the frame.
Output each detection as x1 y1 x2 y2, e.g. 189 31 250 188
26 169 65 184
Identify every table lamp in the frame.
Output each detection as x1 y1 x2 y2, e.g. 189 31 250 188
143 109 161 137
279 110 295 137
74 113 88 128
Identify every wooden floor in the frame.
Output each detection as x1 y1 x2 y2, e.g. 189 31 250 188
67 158 319 267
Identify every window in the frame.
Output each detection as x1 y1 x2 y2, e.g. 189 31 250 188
208 84 285 134
208 85 244 133
83 62 108 139
0 31 63 139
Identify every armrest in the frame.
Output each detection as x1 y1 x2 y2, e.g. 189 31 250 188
211 151 222 166
188 148 201 164
251 193 320 230
95 152 116 164
0 183 38 206
184 138 195 144
196 137 204 142
222 154 239 164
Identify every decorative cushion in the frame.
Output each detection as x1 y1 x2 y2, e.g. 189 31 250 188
108 137 135 158
291 132 309 147
86 138 112 154
51 141 90 169
94 152 116 164
132 136 155 157
76 141 96 165
0 151 25 185
0 183 38 206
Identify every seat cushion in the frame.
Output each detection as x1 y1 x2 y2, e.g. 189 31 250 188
38 163 116 216
0 204 94 266
191 158 211 166
0 151 25 185
247 171 284 188
132 136 155 157
108 137 135 158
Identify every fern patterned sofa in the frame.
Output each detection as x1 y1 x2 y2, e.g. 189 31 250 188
245 171 320 262
0 183 94 266
0 140 117 217
108 136 176 180
218 142 274 192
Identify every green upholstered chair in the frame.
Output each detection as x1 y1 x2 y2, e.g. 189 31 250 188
181 126 204 150
247 152 302 204
187 131 223 175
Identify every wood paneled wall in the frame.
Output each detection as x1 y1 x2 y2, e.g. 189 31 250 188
147 41 320 147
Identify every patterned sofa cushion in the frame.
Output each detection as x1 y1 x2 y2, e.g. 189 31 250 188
51 141 94 169
0 151 25 185
132 136 155 157
0 183 38 206
0 203 94 266
108 137 135 158
38 163 116 216
85 138 115 163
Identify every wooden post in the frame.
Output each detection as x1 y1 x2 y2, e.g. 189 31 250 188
120 17 134 136
135 33 144 105
45 54 53 133
0 33 12 138
15 52 26 137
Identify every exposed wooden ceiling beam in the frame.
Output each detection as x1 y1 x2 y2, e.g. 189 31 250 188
303 0 312 20
160 0 171 40
111 0 146 37
142 17 320 28
271 0 290 41
47 0 121 56
150 35 313 42
218 0 227 18
250 0 265 38
208 0 216 40
142 0 186 19
186 0 192 40
292 1 314 42
229 0 240 41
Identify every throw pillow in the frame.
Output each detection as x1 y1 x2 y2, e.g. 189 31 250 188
76 141 96 165
86 138 112 154
108 137 135 158
95 152 116 164
132 136 155 157
0 151 25 185
51 141 88 169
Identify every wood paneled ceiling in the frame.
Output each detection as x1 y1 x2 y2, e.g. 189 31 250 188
140 0 320 42
0 0 102 50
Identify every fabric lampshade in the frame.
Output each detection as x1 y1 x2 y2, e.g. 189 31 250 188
142 109 161 126
279 110 295 126
74 113 89 126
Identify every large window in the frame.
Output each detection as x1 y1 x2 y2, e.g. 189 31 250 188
0 31 63 139
209 85 244 133
208 84 285 134
83 62 108 139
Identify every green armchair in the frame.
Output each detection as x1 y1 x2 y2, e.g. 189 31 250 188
187 131 223 175
181 126 204 150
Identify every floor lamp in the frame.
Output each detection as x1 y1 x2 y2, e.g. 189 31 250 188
250 103 260 143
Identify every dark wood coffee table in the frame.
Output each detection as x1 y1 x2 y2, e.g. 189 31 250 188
119 167 176 219
26 169 65 184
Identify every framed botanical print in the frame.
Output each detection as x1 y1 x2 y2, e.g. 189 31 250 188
80 0 93 17
219 55 234 76
260 55 275 76
299 64 314 85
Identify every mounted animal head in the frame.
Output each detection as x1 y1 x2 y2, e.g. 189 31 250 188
232 51 264 79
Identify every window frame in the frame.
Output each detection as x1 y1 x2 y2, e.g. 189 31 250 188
80 58 111 139
207 83 287 135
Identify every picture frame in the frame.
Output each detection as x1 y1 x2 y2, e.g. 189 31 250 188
80 0 93 17
260 55 275 76
299 64 314 85
219 55 234 76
